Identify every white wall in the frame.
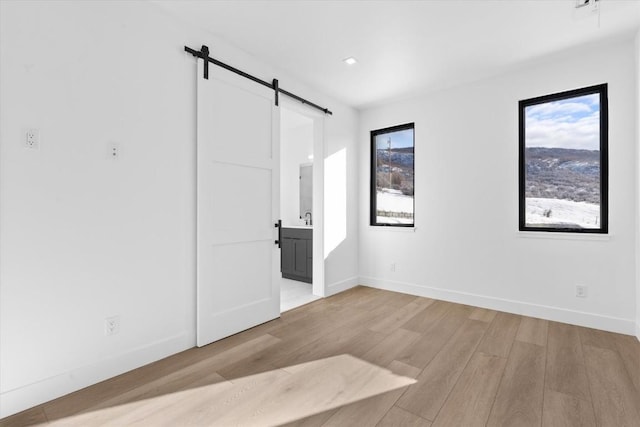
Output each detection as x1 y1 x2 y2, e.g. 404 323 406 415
636 30 640 341
324 108 361 294
281 115 313 227
0 0 359 417
359 38 637 335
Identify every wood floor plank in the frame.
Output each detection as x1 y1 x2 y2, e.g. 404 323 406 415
476 312 521 357
396 318 489 421
320 384 412 427
215 352 279 380
578 325 618 351
431 352 507 427
280 299 338 325
386 360 423 379
361 328 422 368
401 300 452 334
280 409 338 427
583 344 640 426
0 407 48 427
273 327 387 370
542 390 596 427
269 304 353 343
380 291 426 309
334 287 398 312
545 322 591 401
486 341 545 427
233 301 392 375
167 332 281 376
377 406 432 427
73 364 226 416
47 377 236 426
613 333 640 392
515 316 548 347
321 360 421 426
271 301 394 367
468 307 498 323
326 286 378 307
369 298 434 335
395 303 473 370
266 305 373 360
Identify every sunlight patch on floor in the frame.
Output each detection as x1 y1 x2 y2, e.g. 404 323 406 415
48 354 415 426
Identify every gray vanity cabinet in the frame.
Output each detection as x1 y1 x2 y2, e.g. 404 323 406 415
281 228 312 283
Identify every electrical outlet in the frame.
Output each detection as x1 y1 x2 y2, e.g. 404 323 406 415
104 316 120 336
107 142 120 159
390 263 396 272
576 285 588 298
25 129 39 150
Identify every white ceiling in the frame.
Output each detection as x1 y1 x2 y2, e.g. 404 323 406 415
157 0 640 110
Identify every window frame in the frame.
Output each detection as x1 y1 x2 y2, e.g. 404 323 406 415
370 122 415 227
518 84 608 234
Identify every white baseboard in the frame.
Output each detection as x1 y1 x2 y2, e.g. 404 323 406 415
636 321 640 342
359 276 636 336
0 331 194 419
326 276 359 297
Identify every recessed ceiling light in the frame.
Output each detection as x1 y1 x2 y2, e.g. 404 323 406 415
343 57 358 65
308 154 314 160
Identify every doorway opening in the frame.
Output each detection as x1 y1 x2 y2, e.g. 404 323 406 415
279 103 324 312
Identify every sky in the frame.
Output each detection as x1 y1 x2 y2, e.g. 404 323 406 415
375 128 414 149
525 93 600 150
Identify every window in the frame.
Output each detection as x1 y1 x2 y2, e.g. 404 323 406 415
519 84 608 233
370 123 415 227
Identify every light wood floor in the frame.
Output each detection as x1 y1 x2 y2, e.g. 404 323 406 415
2 286 639 426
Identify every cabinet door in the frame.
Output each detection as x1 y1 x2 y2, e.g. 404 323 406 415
281 237 295 275
293 239 308 277
280 228 312 283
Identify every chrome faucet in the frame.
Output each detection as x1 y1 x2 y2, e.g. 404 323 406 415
304 212 312 226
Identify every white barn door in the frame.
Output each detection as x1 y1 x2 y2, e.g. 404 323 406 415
196 60 280 347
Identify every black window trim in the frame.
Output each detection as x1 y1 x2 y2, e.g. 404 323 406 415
370 122 415 227
518 83 608 234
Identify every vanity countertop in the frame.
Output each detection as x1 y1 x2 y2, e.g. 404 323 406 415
283 225 313 229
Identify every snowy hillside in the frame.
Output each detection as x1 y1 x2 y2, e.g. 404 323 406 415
525 147 600 204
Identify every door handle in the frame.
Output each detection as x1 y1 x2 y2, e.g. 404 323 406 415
274 219 282 248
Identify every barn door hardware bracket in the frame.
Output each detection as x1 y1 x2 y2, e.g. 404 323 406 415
184 44 332 115
273 79 279 106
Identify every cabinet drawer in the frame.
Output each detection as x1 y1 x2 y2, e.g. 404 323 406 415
281 228 312 240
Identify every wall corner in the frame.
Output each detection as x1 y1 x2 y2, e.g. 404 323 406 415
635 29 640 342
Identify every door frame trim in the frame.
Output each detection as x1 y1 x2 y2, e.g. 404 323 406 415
280 98 326 298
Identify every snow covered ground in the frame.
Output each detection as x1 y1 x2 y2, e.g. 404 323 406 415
526 197 600 229
376 189 413 224
376 216 413 225
377 189 413 212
